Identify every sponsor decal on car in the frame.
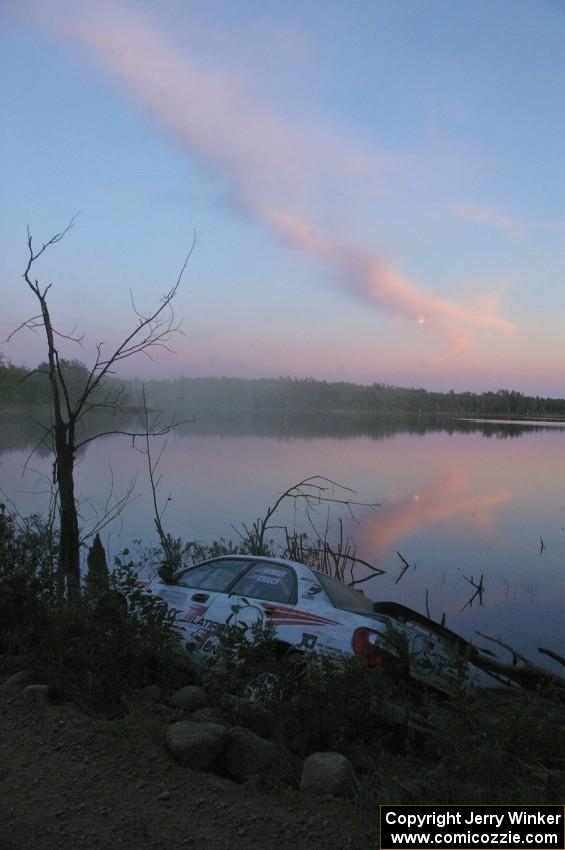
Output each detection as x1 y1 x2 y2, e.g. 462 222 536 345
182 603 209 622
226 602 265 632
297 632 318 650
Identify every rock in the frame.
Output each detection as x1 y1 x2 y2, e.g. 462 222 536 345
224 727 277 781
21 684 50 704
300 752 356 798
140 685 161 702
170 686 208 711
165 721 227 769
157 789 171 801
0 671 35 692
220 693 271 736
191 707 222 724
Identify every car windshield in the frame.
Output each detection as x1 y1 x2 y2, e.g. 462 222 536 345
230 562 297 604
316 572 374 612
173 559 251 592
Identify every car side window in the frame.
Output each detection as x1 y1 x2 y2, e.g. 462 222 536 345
174 559 249 591
230 562 296 604
316 572 374 612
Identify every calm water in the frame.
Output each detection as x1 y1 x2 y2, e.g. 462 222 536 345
1 411 563 669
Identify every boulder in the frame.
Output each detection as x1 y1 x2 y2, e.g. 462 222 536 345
21 684 50 705
170 685 208 711
165 720 227 769
0 670 36 693
224 727 277 781
140 685 162 702
300 752 356 798
191 707 222 724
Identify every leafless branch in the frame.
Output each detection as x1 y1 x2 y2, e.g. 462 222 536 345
475 631 530 666
461 573 484 611
79 475 138 544
72 232 196 419
395 550 413 584
19 368 48 383
475 631 565 691
75 421 185 451
538 647 565 667
22 421 54 474
25 215 79 267
1 314 44 343
52 324 85 345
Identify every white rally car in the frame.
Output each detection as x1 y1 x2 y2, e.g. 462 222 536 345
146 554 507 695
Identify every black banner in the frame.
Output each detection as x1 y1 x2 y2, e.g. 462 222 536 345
380 805 564 850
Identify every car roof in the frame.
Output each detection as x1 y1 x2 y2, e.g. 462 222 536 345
194 553 312 571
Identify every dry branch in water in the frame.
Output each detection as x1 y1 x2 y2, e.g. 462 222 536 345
475 631 565 692
460 572 484 612
395 550 413 585
230 476 383 584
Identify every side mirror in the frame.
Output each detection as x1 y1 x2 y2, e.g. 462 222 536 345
158 561 175 583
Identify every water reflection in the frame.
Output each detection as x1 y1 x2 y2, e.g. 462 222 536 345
357 468 511 558
3 409 565 456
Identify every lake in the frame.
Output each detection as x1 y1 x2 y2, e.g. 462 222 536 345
1 410 563 670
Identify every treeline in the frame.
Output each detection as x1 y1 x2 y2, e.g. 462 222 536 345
0 357 116 407
2 356 565 417
140 375 565 417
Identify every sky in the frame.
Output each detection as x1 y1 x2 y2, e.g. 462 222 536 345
1 0 564 394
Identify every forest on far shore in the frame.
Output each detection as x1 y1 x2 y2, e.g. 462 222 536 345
1 355 565 418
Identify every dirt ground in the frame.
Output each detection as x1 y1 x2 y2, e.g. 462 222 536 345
0 685 378 850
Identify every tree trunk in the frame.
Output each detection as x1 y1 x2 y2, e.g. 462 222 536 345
55 423 80 598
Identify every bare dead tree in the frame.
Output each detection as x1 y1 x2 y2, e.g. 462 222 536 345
230 475 374 555
229 476 384 584
131 385 193 580
8 220 195 597
284 517 385 585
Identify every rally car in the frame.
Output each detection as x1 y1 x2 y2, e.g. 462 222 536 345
146 554 513 695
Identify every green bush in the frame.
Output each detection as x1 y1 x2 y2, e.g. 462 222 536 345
0 504 60 654
0 508 189 714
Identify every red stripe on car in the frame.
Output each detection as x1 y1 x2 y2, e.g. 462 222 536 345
262 604 339 626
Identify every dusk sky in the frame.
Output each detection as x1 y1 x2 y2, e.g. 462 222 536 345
1 0 564 394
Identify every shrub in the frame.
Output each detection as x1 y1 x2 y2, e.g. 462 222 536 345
0 504 60 654
0 508 189 714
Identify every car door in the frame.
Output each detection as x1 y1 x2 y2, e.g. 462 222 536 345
154 558 252 656
223 560 299 642
225 561 348 656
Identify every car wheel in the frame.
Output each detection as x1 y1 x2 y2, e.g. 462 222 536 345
241 659 289 703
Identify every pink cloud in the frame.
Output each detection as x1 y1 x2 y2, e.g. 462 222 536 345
269 210 515 347
454 203 525 237
23 0 516 347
